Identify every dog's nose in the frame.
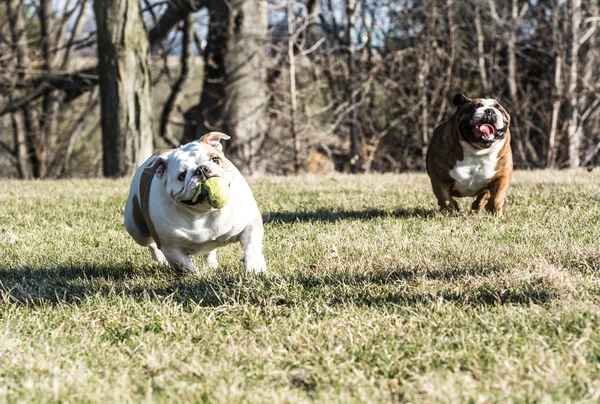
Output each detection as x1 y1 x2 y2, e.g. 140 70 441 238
196 165 209 177
484 108 496 120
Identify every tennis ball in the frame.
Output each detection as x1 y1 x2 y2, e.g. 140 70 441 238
192 177 230 209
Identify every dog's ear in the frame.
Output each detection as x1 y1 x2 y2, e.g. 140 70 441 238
200 132 231 152
144 153 170 180
502 107 511 127
452 93 471 107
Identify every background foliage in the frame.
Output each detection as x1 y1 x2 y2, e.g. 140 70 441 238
0 0 599 176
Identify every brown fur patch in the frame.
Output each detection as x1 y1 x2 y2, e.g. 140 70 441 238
140 163 162 249
131 195 150 239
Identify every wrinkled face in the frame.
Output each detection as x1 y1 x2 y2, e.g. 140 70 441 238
454 95 511 149
156 142 233 210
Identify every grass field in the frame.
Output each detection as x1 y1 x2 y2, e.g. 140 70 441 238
1 170 599 402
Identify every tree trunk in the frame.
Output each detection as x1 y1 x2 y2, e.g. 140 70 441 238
419 0 436 163
577 0 598 166
567 0 582 168
10 111 31 179
347 0 364 173
508 0 518 103
507 0 528 166
7 0 37 178
94 0 154 177
288 0 300 174
183 1 228 144
418 58 429 160
434 0 456 124
38 0 61 178
475 5 489 94
184 0 268 174
547 0 563 168
159 14 194 147
304 0 321 40
548 56 563 168
148 0 206 45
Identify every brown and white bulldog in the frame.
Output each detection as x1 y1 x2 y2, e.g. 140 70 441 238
124 132 266 274
426 93 513 216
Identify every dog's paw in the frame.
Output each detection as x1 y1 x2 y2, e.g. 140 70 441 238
149 246 169 265
244 255 267 274
202 252 219 269
169 262 199 277
204 260 219 269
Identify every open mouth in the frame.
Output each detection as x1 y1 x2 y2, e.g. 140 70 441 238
473 123 496 141
180 186 208 206
180 197 203 206
180 179 231 207
460 114 506 145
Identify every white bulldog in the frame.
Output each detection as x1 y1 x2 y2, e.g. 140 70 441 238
124 132 267 274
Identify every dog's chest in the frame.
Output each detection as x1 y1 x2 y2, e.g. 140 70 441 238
177 216 243 251
450 142 502 197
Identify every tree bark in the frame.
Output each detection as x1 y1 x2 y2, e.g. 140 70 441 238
288 0 300 174
38 0 61 178
182 1 229 143
184 0 268 174
434 0 455 124
567 0 582 168
94 0 154 177
305 0 321 39
418 58 429 160
10 111 31 179
506 0 528 166
159 14 194 147
0 0 206 113
419 0 436 163
148 0 206 45
508 0 518 103
7 0 37 178
547 0 563 168
346 0 364 173
577 0 598 166
475 5 489 94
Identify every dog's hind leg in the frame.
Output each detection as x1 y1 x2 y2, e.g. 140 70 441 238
239 218 267 273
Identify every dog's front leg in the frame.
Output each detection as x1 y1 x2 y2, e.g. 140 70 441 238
161 247 198 275
486 177 510 217
202 249 219 269
148 243 168 265
471 189 491 213
239 222 267 273
432 181 459 213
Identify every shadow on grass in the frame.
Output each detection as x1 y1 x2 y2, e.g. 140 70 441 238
263 207 436 224
0 263 559 308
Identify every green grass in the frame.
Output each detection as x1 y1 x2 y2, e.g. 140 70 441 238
1 170 599 402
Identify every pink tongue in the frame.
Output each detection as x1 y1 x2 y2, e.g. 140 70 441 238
475 124 495 140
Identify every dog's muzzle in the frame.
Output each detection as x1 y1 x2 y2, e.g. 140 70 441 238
459 109 506 146
180 165 229 207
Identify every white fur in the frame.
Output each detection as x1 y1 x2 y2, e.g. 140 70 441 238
481 99 496 108
124 142 266 273
474 98 504 129
450 139 505 197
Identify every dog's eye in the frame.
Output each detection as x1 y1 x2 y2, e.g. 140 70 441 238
178 171 187 181
211 157 221 165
